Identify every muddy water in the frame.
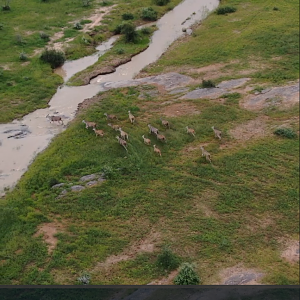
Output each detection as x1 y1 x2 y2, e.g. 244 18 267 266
0 0 219 194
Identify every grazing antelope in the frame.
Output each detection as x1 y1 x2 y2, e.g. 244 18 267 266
107 123 120 131
104 113 118 121
212 126 222 140
82 120 96 129
118 127 129 140
160 117 170 129
186 126 195 137
153 145 162 157
200 146 211 163
142 135 151 145
93 128 104 137
46 114 64 125
148 124 159 135
128 110 135 124
116 136 128 152
155 132 166 143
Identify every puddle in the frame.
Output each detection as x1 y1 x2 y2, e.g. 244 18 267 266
0 0 219 194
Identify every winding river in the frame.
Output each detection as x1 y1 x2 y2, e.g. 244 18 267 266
0 0 219 194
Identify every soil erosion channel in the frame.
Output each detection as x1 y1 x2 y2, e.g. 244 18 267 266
0 0 219 194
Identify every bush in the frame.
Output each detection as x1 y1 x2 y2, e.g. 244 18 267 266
113 23 124 34
173 263 200 285
121 22 139 43
2 0 11 10
19 51 28 61
153 0 170 6
216 6 237 15
122 13 134 20
156 246 180 271
141 27 151 35
0 24 4 30
115 48 125 54
82 0 91 7
201 79 216 88
274 128 297 139
40 32 50 41
74 22 83 30
141 7 158 21
40 48 66 68
77 272 91 285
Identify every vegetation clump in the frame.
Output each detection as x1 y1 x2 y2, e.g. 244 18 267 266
77 272 91 285
201 79 216 88
216 6 237 15
19 51 27 61
141 7 158 21
121 22 139 43
39 31 50 41
156 246 180 271
274 127 297 139
122 13 134 20
40 48 66 68
153 0 170 6
74 22 83 30
173 263 200 285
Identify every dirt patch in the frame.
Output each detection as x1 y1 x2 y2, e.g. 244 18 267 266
92 229 160 272
159 102 200 117
147 270 179 285
76 94 106 114
34 221 65 254
82 6 116 33
229 116 269 142
0 64 12 70
217 264 264 285
192 190 219 218
281 240 299 263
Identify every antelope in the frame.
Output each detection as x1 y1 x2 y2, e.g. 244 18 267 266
148 124 159 135
155 132 166 143
186 126 195 137
46 114 63 125
200 146 211 163
116 136 128 152
107 123 120 131
160 117 170 129
118 127 129 140
128 110 135 124
82 120 96 129
93 128 104 137
142 135 151 145
104 113 118 120
153 145 161 157
212 126 222 140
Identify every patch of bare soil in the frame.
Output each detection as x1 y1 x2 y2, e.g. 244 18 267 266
281 240 299 263
159 102 200 117
0 64 12 70
228 116 269 142
82 6 116 33
192 190 219 218
76 94 106 114
216 264 264 285
34 221 65 254
92 229 160 272
147 270 179 285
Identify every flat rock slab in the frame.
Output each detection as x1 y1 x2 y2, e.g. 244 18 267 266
86 180 98 187
51 183 65 189
243 83 299 111
181 78 251 100
224 272 263 285
168 87 189 95
102 72 193 91
80 174 97 182
71 185 85 192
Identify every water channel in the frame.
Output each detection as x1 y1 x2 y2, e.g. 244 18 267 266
0 0 219 194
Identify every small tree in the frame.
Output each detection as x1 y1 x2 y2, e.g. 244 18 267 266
2 0 11 10
156 246 180 271
141 7 158 21
40 48 66 68
173 263 200 285
121 22 138 43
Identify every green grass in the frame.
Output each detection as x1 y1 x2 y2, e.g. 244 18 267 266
142 0 299 84
0 84 298 284
0 0 181 123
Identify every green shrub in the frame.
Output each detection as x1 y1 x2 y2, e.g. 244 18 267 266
173 263 200 285
216 6 237 15
274 128 297 139
115 48 125 54
121 22 139 43
100 0 112 6
113 23 124 34
141 27 151 35
77 271 91 285
74 22 83 30
19 51 28 61
141 7 158 21
122 13 134 20
156 246 180 271
0 24 4 30
82 0 91 7
48 178 60 188
153 0 170 6
201 79 216 88
40 48 66 68
39 31 50 41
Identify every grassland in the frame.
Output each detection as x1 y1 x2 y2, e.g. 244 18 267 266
0 0 299 287
140 0 299 85
0 0 180 123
